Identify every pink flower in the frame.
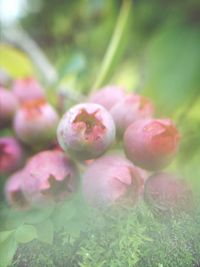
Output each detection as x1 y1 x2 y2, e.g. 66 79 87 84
89 85 126 110
82 154 145 206
57 103 116 160
13 98 59 146
0 137 24 175
110 94 154 137
22 150 79 206
124 118 180 170
12 77 45 103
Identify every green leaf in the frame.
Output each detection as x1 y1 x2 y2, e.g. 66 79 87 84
35 219 54 244
15 224 38 243
0 234 17 267
145 23 200 114
24 206 55 224
0 44 35 78
52 200 76 230
0 230 13 244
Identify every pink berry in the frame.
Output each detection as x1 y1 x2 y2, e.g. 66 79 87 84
144 172 193 213
12 77 45 103
0 87 18 126
110 94 154 137
124 118 180 170
82 154 145 206
13 98 59 146
22 150 79 206
5 169 30 210
89 85 126 110
57 103 116 160
0 137 24 175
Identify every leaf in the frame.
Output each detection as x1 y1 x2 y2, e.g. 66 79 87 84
35 219 54 244
15 224 38 243
145 23 200 114
0 230 13 244
0 44 35 78
58 53 86 82
0 234 17 267
52 200 76 230
24 205 55 224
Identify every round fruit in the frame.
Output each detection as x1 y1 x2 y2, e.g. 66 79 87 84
57 103 116 160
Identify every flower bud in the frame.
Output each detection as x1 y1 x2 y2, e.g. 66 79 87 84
13 98 59 146
144 172 193 213
22 150 79 206
5 169 30 210
12 77 45 103
0 87 18 126
0 137 24 175
57 103 116 160
110 94 154 137
124 118 180 170
89 85 126 110
82 154 145 207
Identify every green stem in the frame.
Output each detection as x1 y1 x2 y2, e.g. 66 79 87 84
91 0 131 92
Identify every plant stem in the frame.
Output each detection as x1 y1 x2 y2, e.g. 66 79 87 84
91 0 131 92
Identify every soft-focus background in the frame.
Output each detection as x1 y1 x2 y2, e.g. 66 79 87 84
0 1 200 266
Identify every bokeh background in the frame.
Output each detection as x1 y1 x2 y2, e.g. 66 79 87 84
0 1 200 266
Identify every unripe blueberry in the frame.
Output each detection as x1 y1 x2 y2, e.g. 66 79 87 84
57 103 116 160
82 155 145 207
5 169 30 210
12 77 45 103
89 85 126 110
0 87 18 126
144 172 193 213
13 98 59 146
22 150 79 206
110 94 154 137
0 137 24 175
124 118 180 171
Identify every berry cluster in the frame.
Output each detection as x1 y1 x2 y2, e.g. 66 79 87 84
0 79 192 213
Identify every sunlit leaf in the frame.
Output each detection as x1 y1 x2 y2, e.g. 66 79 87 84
0 44 35 78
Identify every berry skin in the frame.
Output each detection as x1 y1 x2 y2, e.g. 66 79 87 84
0 87 18 127
110 94 154 137
82 154 145 206
5 169 30 210
57 103 116 160
89 85 126 110
12 77 45 103
0 137 24 175
144 172 193 213
22 150 79 206
13 98 59 146
124 118 180 171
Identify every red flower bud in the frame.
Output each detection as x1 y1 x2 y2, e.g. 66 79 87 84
57 103 116 160
0 137 24 175
0 87 18 126
13 98 59 146
144 172 193 213
22 150 79 206
110 94 154 137
82 155 145 207
89 85 126 110
124 118 180 170
5 169 30 210
12 77 45 103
